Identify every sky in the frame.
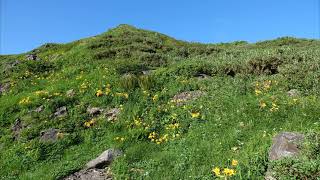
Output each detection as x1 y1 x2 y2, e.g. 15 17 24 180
0 0 319 55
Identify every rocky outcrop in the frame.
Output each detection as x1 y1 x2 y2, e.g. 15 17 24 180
268 132 304 161
265 132 305 180
64 168 112 180
0 83 10 95
86 149 123 169
172 90 206 106
87 107 104 116
11 119 23 140
66 89 75 97
25 54 41 61
64 148 122 180
287 89 300 97
40 128 60 142
105 108 120 122
54 106 67 118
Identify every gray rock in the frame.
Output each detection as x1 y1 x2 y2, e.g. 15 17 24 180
287 89 300 97
86 149 123 169
172 90 206 106
6 60 20 70
142 70 153 75
34 105 44 113
196 73 211 79
54 106 67 118
66 89 75 97
11 119 23 140
105 108 120 122
26 54 41 61
0 83 10 94
87 107 104 116
63 168 109 180
269 132 304 161
265 132 305 180
40 128 60 142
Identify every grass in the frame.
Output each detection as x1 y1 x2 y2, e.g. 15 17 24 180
0 24 320 179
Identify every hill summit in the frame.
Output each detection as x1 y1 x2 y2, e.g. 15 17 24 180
0 25 320 179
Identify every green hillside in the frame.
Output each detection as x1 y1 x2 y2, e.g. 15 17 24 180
1 24 320 179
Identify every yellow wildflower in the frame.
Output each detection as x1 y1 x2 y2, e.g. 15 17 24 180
19 97 31 105
105 87 111 95
259 101 267 108
231 159 238 166
96 90 103 97
152 94 159 102
212 167 221 176
223 168 236 176
84 119 95 127
190 111 200 118
255 89 262 96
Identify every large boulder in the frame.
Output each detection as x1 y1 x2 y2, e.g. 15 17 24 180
287 89 300 97
64 149 122 180
269 132 304 161
40 128 60 142
54 106 67 118
87 107 104 116
105 108 120 122
64 168 112 180
265 132 305 180
172 90 206 106
11 119 23 140
66 89 75 97
25 54 41 61
0 83 10 95
86 149 123 169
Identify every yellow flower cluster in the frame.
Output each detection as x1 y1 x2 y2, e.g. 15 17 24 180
212 159 238 177
80 81 90 93
166 123 179 130
270 102 279 112
34 90 49 96
152 94 159 102
105 84 111 95
115 92 129 99
114 136 125 142
96 90 103 97
190 111 200 118
84 119 96 127
254 80 275 96
148 132 169 144
19 97 31 105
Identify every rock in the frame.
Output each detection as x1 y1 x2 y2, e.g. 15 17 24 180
64 149 121 180
172 90 206 106
11 119 23 140
87 107 104 116
195 73 211 79
142 70 153 75
26 54 41 61
66 89 75 97
54 106 67 118
269 132 304 161
265 132 305 180
64 168 112 180
6 60 20 70
0 83 10 95
40 128 60 142
287 89 300 97
105 108 120 122
34 105 44 113
86 149 123 169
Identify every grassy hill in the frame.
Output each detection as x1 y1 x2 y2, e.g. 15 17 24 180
0 24 320 179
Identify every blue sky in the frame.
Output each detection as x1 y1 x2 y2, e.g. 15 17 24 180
1 0 319 54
